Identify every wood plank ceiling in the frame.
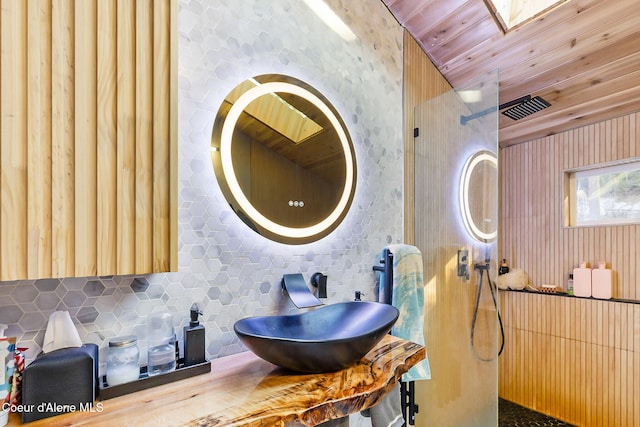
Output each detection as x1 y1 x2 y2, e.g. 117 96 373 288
382 0 640 147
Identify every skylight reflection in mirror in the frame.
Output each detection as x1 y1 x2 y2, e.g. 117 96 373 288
224 79 324 145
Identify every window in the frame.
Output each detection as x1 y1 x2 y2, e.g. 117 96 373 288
486 0 572 31
565 160 640 226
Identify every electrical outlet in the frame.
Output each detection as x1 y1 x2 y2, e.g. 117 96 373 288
458 249 469 279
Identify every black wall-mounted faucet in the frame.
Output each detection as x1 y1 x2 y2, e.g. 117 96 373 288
282 274 323 308
311 272 327 299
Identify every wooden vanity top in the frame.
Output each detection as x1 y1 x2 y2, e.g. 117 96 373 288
8 335 425 426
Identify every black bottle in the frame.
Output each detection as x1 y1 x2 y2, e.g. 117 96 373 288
183 303 206 366
499 259 510 275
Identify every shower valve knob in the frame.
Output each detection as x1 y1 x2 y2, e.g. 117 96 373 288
457 249 470 280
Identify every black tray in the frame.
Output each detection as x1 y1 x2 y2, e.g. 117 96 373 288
99 359 211 400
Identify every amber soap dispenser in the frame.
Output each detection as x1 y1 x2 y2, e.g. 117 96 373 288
183 303 206 366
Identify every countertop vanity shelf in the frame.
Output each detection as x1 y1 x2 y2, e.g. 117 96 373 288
7 334 425 426
99 359 212 400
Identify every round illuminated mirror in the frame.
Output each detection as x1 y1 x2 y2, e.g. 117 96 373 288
459 150 498 243
211 75 357 244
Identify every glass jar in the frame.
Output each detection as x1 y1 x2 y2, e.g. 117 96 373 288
147 312 176 376
106 335 140 386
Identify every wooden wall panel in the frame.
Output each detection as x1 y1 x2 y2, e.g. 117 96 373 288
135 0 154 274
97 0 117 274
51 0 75 277
74 0 98 277
27 0 53 278
153 0 173 272
0 0 177 281
499 111 640 426
500 292 640 427
1 0 28 279
404 30 502 427
116 0 137 274
500 112 640 299
402 31 451 244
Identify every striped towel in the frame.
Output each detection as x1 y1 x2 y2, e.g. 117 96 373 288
380 244 431 381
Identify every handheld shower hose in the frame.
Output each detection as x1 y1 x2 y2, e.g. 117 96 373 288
471 257 505 362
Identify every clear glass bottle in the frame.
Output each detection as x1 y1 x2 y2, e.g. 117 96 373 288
567 273 574 295
107 335 140 386
147 312 176 376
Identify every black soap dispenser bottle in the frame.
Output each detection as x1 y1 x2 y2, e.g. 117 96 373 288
499 259 510 275
183 303 206 367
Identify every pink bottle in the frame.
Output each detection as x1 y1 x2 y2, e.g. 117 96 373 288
592 262 612 299
573 261 592 298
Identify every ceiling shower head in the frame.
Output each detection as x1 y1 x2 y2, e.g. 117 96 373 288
501 96 551 120
459 94 551 125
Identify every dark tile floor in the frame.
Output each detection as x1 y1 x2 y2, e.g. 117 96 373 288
499 398 574 427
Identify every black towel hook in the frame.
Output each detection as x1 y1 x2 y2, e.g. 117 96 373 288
373 248 419 425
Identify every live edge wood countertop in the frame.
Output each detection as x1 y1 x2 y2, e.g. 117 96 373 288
8 335 425 427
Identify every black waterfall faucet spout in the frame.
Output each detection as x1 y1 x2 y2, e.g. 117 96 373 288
281 273 324 309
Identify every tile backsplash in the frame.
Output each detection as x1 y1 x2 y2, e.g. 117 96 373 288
0 0 404 364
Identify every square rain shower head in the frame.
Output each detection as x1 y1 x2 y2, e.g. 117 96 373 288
501 96 551 120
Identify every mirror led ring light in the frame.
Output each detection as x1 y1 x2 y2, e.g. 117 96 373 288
221 82 354 239
459 150 498 243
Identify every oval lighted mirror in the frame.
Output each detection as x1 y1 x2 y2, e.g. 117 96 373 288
459 150 498 243
211 74 356 244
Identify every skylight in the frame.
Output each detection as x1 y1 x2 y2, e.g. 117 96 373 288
486 0 572 31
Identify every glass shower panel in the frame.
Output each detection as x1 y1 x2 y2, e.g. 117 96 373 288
413 70 499 427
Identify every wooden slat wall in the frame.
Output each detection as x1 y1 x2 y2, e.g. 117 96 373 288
413 89 500 427
153 0 173 272
500 293 640 427
0 0 177 281
97 0 117 274
404 31 503 427
117 0 136 275
402 30 451 244
500 112 640 298
499 111 640 426
51 0 75 277
75 0 98 277
27 0 52 278
1 0 28 279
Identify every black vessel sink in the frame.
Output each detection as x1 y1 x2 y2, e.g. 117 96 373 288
233 301 399 373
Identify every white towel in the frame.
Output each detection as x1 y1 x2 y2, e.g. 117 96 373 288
368 383 404 427
42 311 82 353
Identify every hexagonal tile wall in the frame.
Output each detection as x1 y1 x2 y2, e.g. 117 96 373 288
0 0 404 365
